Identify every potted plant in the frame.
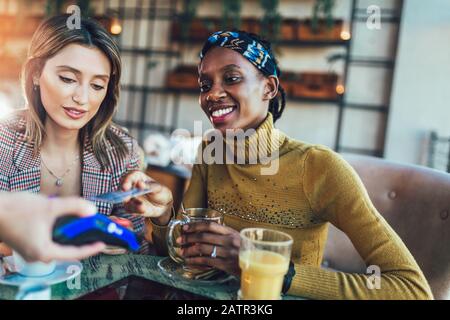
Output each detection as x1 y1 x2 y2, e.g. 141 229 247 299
177 0 201 41
312 0 335 32
299 0 343 41
280 18 299 41
171 0 222 41
279 71 297 97
291 71 339 100
241 17 261 34
299 18 343 41
76 0 93 18
221 0 242 30
259 0 282 42
187 16 218 40
45 0 66 16
166 65 199 91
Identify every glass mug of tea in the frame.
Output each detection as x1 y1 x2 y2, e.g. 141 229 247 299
166 208 223 276
238 228 293 300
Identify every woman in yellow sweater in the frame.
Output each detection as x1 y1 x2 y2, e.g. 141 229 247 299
150 31 433 299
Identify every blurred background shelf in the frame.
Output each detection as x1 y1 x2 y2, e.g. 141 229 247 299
170 38 350 48
111 0 403 158
1 0 449 173
122 84 344 104
0 0 404 160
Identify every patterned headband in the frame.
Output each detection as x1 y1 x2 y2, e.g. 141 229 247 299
199 31 278 77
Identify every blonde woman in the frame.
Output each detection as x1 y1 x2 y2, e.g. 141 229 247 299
0 15 173 255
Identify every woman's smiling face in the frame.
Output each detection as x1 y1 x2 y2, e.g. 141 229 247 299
198 46 274 134
37 43 111 132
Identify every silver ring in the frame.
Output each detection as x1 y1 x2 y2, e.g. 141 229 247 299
210 245 217 258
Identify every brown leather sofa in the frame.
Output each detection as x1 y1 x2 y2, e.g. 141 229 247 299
322 155 450 299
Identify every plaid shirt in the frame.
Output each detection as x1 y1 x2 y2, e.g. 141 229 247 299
0 115 148 251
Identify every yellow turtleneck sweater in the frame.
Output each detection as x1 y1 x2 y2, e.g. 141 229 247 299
148 113 433 300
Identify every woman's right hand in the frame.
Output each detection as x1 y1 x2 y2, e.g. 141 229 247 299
121 171 173 225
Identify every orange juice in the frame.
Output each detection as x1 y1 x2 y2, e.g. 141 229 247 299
239 249 289 300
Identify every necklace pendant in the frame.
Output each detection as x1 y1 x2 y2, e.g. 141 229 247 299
55 179 63 187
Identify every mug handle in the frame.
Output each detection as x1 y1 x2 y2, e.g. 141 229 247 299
167 216 189 264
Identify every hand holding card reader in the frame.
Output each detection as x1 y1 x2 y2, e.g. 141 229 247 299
52 214 140 252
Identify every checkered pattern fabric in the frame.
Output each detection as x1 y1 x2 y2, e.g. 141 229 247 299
0 114 148 253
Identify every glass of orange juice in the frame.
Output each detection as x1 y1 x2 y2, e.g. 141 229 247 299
238 228 293 300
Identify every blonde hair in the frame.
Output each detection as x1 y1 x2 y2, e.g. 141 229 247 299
21 14 128 168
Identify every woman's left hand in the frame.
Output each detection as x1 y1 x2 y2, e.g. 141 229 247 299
177 222 241 277
121 171 173 223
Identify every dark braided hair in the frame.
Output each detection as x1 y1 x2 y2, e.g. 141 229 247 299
239 30 286 123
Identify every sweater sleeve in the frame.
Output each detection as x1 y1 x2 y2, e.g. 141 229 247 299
287 146 433 300
149 157 208 256
183 163 208 208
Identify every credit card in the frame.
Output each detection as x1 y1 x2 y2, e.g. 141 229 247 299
88 188 152 204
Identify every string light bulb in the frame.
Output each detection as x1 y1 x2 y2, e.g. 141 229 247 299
336 84 345 95
110 17 122 35
340 30 351 40
340 20 351 40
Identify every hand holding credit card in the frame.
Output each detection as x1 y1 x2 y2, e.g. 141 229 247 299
88 188 153 204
